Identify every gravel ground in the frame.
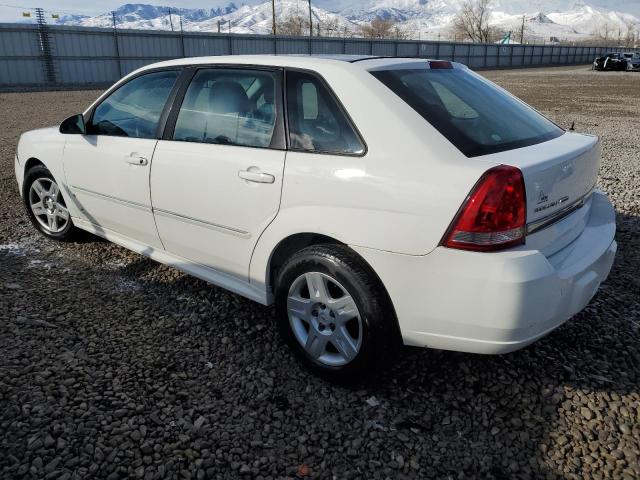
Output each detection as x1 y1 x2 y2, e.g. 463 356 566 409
1 66 639 480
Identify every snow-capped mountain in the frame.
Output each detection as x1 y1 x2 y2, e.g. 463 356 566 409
58 3 242 30
52 1 639 42
57 2 355 34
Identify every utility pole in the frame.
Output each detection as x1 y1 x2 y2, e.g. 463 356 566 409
271 0 276 35
218 20 222 33
111 11 122 78
167 7 174 32
35 7 56 83
179 15 185 57
520 14 525 44
308 0 312 37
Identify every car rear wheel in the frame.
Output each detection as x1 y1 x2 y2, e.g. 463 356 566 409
23 166 76 241
275 244 399 382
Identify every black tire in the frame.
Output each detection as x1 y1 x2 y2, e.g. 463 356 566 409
23 165 77 241
274 244 400 382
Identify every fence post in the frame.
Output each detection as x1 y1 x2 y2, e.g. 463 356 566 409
530 44 534 66
435 41 440 59
483 44 488 68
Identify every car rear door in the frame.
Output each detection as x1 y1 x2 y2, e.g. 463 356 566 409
149 66 286 280
63 69 181 248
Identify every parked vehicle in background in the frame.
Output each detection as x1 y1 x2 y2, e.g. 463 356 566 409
625 53 640 71
15 55 617 381
593 52 628 71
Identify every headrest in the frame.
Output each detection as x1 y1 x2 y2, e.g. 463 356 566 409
209 81 249 114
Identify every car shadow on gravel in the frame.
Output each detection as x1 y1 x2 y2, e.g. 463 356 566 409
1 213 638 480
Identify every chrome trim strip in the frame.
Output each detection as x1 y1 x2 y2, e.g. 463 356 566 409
526 188 594 235
153 208 251 239
71 185 250 238
71 185 151 212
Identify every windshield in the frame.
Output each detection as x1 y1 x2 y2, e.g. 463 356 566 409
371 65 563 157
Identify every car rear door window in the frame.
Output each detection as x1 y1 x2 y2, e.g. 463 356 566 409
285 70 365 155
90 70 179 138
371 66 563 157
172 69 278 148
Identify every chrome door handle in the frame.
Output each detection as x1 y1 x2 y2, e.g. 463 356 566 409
125 153 149 166
238 169 275 184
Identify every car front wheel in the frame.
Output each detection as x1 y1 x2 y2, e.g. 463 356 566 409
23 165 76 241
275 244 399 382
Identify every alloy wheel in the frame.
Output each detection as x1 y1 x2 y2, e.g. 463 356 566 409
29 177 70 234
287 271 363 366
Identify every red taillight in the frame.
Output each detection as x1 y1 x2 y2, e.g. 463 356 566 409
442 165 527 252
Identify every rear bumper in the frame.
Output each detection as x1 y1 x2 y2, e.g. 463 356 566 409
353 191 617 354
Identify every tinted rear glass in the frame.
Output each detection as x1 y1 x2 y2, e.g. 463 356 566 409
371 66 563 157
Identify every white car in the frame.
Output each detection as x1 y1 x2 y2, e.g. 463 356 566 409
15 55 617 381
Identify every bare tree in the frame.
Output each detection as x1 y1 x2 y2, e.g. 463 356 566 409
321 17 341 37
592 20 614 44
451 0 495 43
624 21 637 47
360 17 407 39
278 13 309 36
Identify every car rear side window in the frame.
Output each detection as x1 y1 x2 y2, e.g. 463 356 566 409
172 68 278 148
371 66 563 157
286 70 365 155
90 70 179 139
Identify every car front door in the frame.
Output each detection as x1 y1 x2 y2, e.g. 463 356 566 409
63 69 181 248
150 67 286 280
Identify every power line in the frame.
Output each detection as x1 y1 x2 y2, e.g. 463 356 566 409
0 2 106 16
0 2 34 9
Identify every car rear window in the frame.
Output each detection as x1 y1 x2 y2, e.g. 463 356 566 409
371 65 563 157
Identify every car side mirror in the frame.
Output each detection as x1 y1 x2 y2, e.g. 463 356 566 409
60 114 86 135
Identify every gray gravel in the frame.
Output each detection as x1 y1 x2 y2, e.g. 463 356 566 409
1 66 639 480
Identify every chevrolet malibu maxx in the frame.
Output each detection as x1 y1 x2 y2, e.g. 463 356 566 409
15 55 617 381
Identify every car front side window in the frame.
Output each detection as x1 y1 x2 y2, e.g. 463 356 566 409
285 70 365 156
89 70 180 139
172 68 278 148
